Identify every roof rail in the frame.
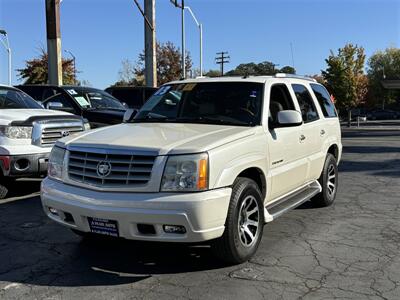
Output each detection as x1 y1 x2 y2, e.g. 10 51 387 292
274 73 317 82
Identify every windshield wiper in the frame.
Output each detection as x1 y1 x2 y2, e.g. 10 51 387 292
175 116 248 126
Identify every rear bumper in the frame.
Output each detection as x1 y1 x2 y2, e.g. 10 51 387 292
0 153 49 177
41 178 232 243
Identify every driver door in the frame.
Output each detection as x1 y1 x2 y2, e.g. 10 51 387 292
266 83 308 201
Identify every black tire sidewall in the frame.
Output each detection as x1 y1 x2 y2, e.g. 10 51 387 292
320 154 338 205
226 178 264 262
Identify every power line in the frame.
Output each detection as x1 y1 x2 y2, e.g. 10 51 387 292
215 51 230 76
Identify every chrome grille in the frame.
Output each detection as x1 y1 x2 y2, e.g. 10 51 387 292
41 126 83 146
68 150 155 187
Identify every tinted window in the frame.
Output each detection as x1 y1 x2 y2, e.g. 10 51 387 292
269 84 296 123
310 84 337 118
114 89 143 108
135 82 263 126
44 93 76 113
292 84 319 123
0 88 42 109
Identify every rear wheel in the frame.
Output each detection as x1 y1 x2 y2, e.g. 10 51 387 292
311 153 338 207
212 177 264 264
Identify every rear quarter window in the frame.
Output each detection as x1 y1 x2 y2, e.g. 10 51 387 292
310 84 337 118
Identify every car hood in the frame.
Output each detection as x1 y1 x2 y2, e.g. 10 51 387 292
61 122 257 155
0 109 72 126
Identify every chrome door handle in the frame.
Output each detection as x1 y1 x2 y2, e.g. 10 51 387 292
320 129 326 136
299 134 306 142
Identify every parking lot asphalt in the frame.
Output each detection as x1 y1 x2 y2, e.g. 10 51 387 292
0 129 399 300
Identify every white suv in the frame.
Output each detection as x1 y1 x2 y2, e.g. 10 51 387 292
41 75 342 263
0 85 88 198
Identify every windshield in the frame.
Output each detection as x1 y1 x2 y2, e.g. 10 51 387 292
0 87 43 109
65 88 125 110
134 82 263 126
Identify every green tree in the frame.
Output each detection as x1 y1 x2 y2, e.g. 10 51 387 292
367 47 400 109
322 44 366 125
17 48 75 84
225 61 295 76
204 69 221 77
279 66 296 74
131 41 192 86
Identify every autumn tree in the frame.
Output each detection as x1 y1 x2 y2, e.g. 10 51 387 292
17 48 75 84
322 44 366 126
367 47 400 109
118 41 192 86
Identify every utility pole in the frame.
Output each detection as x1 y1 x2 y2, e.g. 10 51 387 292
170 0 186 79
0 29 11 85
215 51 230 76
133 0 157 87
45 0 63 85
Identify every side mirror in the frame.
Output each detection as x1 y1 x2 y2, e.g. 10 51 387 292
123 108 138 123
46 101 63 110
276 110 303 127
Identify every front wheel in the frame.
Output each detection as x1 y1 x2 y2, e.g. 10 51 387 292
311 153 338 207
212 177 264 264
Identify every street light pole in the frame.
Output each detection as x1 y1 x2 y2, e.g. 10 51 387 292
181 0 185 79
64 50 76 84
0 29 12 85
185 6 203 77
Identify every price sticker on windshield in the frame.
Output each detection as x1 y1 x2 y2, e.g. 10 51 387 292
67 89 78 95
182 83 196 91
154 86 171 96
74 96 90 107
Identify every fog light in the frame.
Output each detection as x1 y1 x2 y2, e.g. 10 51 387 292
163 225 186 234
48 207 58 216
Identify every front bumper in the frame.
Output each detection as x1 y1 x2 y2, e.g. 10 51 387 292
0 153 49 177
41 178 232 243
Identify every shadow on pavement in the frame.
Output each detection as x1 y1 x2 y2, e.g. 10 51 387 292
343 145 400 154
1 178 42 200
0 196 227 288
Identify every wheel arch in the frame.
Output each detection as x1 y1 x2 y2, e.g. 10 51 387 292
236 167 267 200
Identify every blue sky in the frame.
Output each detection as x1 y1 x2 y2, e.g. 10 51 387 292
0 0 399 88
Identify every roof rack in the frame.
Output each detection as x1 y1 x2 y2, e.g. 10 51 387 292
274 73 317 82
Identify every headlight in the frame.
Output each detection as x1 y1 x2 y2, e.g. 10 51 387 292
48 146 66 180
84 122 91 131
161 153 208 192
0 126 32 139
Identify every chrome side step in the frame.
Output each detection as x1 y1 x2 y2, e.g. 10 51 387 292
264 181 322 223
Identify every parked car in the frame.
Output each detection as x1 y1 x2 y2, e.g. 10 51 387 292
41 75 342 264
367 109 398 120
0 85 89 199
105 86 157 109
17 85 127 128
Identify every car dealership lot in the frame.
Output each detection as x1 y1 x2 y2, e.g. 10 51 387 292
0 129 399 300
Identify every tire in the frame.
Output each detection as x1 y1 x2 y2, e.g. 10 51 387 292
311 153 338 207
212 177 264 264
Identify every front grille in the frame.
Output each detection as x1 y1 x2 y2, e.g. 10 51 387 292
41 126 83 146
68 150 155 187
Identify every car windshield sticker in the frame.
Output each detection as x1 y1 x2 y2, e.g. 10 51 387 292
250 91 257 98
154 86 171 96
74 96 90 107
182 83 196 91
67 89 78 95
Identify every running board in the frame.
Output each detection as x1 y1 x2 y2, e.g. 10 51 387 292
264 181 322 223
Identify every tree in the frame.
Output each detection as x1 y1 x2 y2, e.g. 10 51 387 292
279 66 296 74
204 69 221 77
225 61 296 76
322 44 366 125
367 47 400 109
17 48 75 84
132 41 192 86
115 58 137 86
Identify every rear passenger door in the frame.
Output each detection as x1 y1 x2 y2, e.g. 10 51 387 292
290 83 324 182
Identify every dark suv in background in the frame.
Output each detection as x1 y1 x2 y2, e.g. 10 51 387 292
17 85 127 128
105 86 157 109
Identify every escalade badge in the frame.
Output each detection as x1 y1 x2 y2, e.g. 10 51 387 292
97 161 112 178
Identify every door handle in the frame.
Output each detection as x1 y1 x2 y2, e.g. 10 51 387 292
299 134 306 142
320 129 326 136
